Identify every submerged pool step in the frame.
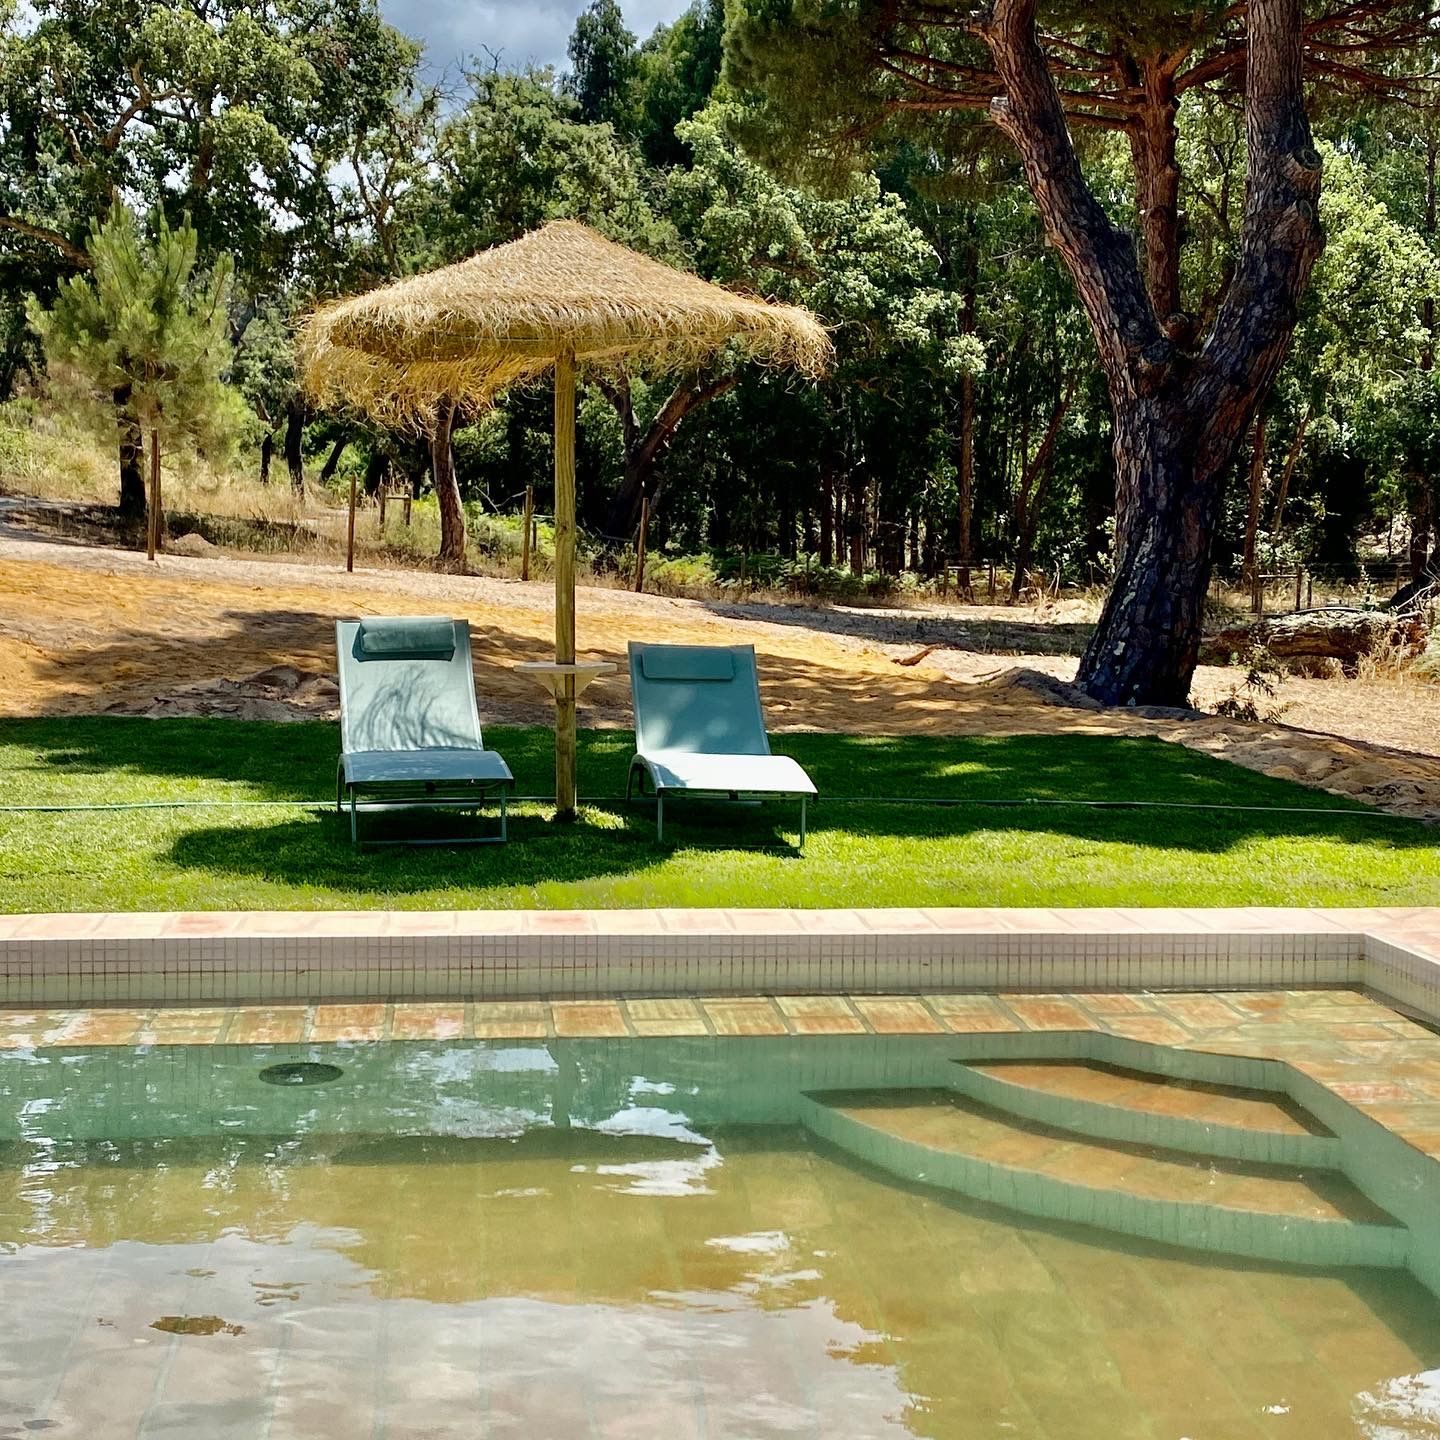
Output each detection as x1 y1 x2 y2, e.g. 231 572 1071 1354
948 1059 1341 1168
801 1090 1408 1270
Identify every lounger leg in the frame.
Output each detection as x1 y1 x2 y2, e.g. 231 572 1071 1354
799 794 807 853
349 790 359 847
656 792 664 845
626 764 635 803
335 760 344 814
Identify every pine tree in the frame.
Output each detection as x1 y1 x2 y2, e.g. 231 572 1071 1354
28 206 234 555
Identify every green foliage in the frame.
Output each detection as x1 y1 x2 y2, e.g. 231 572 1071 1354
565 0 640 128
27 205 234 453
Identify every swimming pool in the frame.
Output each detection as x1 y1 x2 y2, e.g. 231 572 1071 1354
3 1033 1439 1438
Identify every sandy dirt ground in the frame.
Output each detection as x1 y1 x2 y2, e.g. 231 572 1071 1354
2 534 1438 821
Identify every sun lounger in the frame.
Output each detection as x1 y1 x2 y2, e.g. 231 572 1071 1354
625 641 816 849
335 616 513 845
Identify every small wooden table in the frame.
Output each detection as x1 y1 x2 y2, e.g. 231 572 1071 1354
514 661 618 820
513 660 617 701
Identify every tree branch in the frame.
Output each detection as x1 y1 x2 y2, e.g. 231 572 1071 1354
979 0 1161 384
0 213 90 269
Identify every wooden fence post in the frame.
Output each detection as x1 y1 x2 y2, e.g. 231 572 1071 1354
403 485 412 526
634 494 649 594
987 560 996 602
521 485 534 581
346 473 357 573
1294 569 1303 612
379 485 387 528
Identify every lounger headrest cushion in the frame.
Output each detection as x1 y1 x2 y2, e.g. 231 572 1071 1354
357 617 458 660
638 646 737 682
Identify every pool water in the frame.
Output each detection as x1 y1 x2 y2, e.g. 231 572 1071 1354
1 1038 1439 1438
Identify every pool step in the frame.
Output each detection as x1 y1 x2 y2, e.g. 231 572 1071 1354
801 1090 1408 1269
949 1059 1340 1168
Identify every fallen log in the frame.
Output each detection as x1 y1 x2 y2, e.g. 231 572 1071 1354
1201 608 1426 670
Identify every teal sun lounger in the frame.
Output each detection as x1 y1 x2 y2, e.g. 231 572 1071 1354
335 617 514 845
625 641 816 850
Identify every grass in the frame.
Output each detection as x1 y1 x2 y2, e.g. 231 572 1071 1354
0 717 1435 913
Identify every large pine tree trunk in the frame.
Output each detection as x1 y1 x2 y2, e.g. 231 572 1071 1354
1075 399 1221 705
982 0 1322 706
113 386 146 520
432 397 467 569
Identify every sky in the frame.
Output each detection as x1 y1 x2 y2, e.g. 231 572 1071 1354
381 0 692 82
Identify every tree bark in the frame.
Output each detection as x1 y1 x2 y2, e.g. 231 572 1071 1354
847 471 866 576
284 395 306 496
1242 415 1267 586
1270 399 1313 537
1009 372 1078 603
432 397 467 569
113 385 146 520
319 435 348 486
601 371 737 537
956 367 977 600
981 0 1323 705
819 466 835 567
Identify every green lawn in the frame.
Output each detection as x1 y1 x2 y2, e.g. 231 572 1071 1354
0 717 1434 912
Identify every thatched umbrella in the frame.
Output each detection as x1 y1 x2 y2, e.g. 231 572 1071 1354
300 220 830 820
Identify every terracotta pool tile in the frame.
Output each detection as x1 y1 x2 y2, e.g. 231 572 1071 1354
590 911 666 935
927 996 1025 1034
472 1002 548 1039
1325 1080 1415 1105
228 1006 310 1045
552 1001 629 1038
1223 992 1291 1015
453 909 526 934
726 910 805 934
382 912 459 936
791 909 869 934
1153 995 1243 1029
851 997 943 1034
391 1003 466 1040
1001 997 1095 1031
524 912 597 935
658 910 733 934
1078 993 1156 1015
857 909 939 934
53 1010 151 1045
1100 1016 1195 1046
162 912 241 938
1330 1023 1401 1043
625 998 708 1037
83 912 169 938
775 995 865 1035
310 1002 388 1042
139 1027 227 1046
702 999 788 1036
14 913 106 939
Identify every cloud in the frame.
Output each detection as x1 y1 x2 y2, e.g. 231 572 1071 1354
381 0 692 81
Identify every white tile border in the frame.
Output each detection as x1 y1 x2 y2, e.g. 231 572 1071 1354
2 906 1435 1011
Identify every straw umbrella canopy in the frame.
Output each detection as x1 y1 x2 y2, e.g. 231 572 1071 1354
300 220 830 820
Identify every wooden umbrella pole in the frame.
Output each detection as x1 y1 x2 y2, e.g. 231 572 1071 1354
346 472 357 573
553 348 578 820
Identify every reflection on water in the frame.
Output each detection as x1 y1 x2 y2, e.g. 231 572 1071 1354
0 1041 1437 1438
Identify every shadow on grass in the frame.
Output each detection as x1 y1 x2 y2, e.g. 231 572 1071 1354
5 719 1432 906
163 798 813 896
